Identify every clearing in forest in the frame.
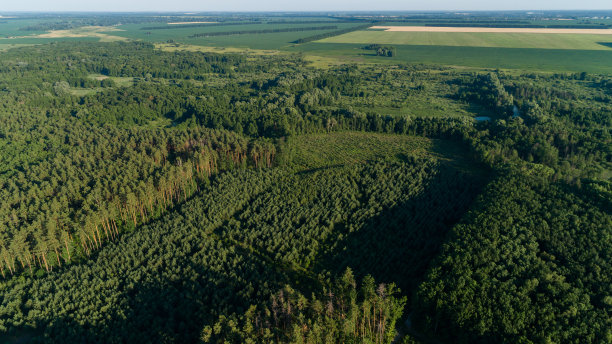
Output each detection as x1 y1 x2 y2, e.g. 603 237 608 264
285 132 478 173
154 42 281 55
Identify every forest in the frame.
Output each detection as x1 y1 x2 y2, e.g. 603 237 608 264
0 36 609 344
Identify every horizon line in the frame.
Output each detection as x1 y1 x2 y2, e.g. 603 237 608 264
2 9 612 13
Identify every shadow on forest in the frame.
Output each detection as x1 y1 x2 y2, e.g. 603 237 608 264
6 267 238 343
315 164 486 300
597 42 612 49
2 144 490 344
295 163 345 176
5 248 287 344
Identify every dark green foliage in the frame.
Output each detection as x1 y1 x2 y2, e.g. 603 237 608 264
414 173 612 343
141 22 260 30
219 158 481 272
0 169 289 343
189 26 338 38
0 28 610 344
18 15 262 31
317 162 483 295
364 44 397 57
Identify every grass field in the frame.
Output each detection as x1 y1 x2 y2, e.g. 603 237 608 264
351 100 497 119
288 43 612 73
68 74 134 96
288 132 433 170
378 19 612 28
286 132 476 172
1 21 357 50
0 19 49 37
87 74 134 87
112 22 358 49
372 26 612 34
320 30 612 50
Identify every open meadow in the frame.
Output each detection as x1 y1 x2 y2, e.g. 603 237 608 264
289 42 612 73
111 22 358 49
302 25 612 72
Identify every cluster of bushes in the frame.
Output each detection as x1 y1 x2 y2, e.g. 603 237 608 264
364 44 397 57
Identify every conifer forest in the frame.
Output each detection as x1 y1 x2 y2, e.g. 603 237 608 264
0 11 610 344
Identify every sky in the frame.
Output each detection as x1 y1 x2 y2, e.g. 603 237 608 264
1 0 611 12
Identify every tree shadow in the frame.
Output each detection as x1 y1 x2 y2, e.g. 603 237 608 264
6 253 289 344
596 42 612 49
314 164 486 299
294 163 345 176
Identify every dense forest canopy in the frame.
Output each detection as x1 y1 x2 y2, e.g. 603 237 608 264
0 20 609 344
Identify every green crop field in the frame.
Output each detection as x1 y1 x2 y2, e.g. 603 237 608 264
110 22 359 49
288 42 612 73
0 21 358 50
0 18 50 37
320 30 612 50
6 18 611 72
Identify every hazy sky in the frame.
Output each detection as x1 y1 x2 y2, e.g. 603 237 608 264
1 0 611 12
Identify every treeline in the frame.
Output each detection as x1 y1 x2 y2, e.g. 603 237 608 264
140 22 259 30
292 23 374 44
0 41 252 83
204 269 406 344
0 168 292 343
189 26 338 38
266 20 354 24
18 16 210 31
0 112 276 277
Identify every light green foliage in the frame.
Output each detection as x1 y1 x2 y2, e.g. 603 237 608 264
284 132 434 170
205 269 407 343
